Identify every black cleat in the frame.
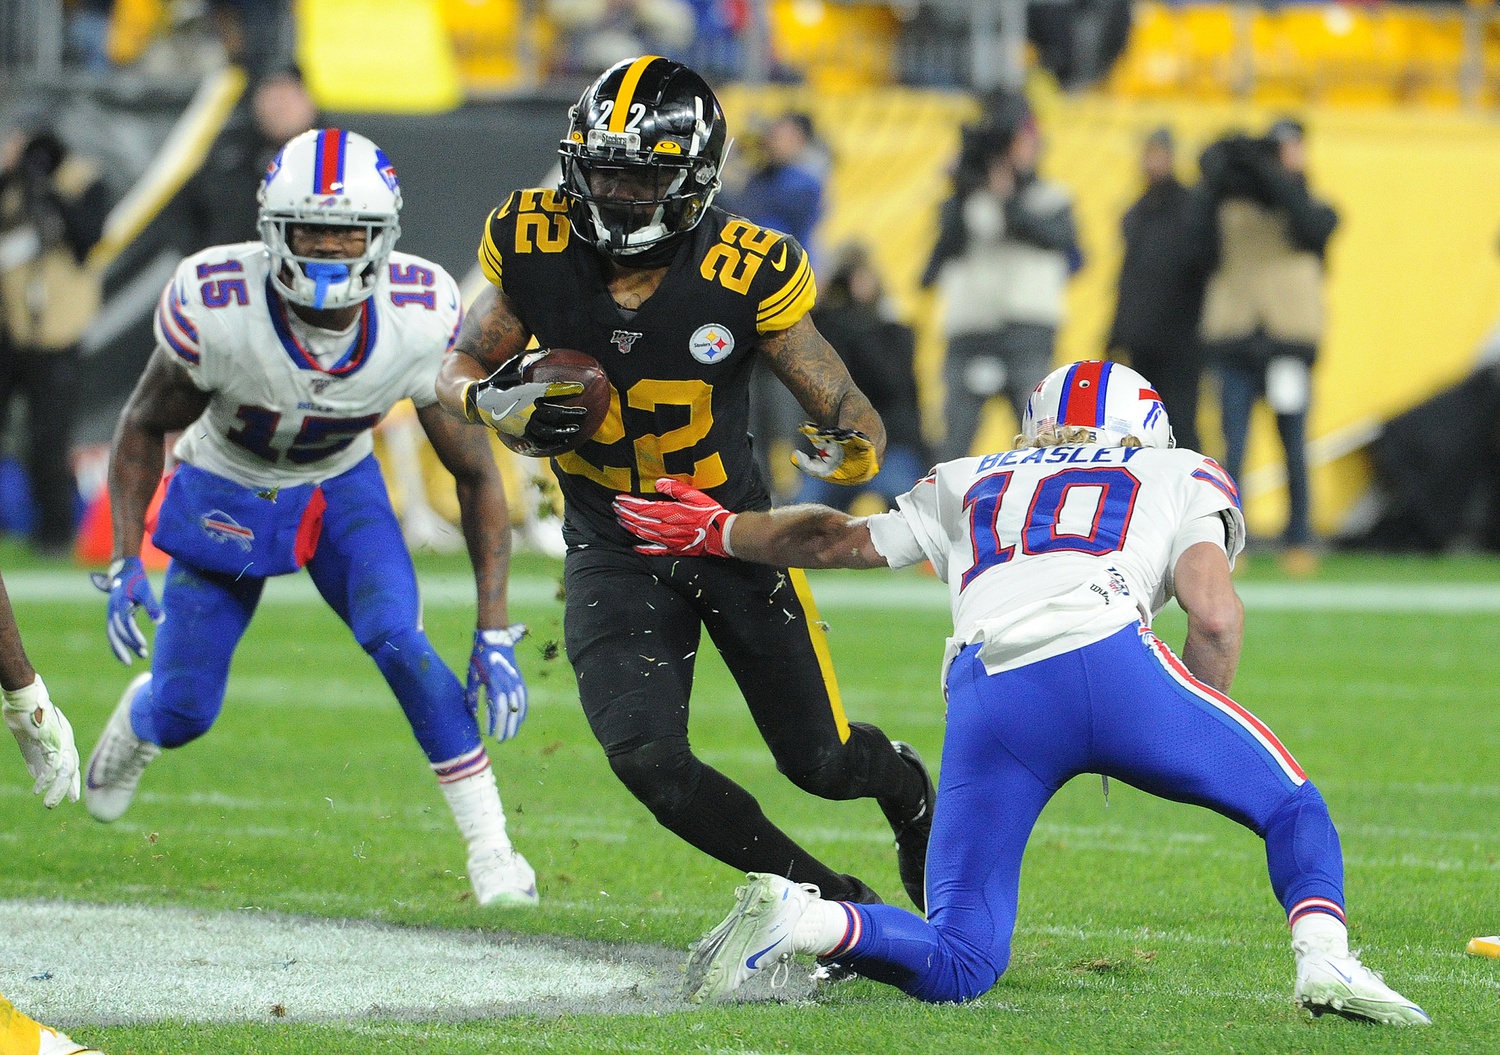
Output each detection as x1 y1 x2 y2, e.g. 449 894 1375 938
880 741 934 913
839 875 884 905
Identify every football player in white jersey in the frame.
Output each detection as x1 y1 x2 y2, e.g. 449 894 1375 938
615 360 1429 1025
84 129 538 906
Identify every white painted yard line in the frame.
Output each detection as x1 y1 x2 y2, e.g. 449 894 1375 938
9 570 1500 613
0 900 682 1025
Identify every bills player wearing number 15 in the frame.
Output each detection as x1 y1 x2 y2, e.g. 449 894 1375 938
83 129 539 907
618 360 1429 1026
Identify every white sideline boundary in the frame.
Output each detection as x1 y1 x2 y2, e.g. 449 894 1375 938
0 900 692 1026
7 570 1500 613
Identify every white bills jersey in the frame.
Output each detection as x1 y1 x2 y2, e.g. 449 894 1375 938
866 444 1247 676
154 242 462 489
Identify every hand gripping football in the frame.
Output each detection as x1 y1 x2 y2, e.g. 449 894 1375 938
486 348 611 458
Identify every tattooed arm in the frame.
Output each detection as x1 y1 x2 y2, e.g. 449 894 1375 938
435 285 534 421
759 314 887 458
418 401 512 628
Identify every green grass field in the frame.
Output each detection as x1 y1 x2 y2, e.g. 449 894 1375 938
4 545 1499 1054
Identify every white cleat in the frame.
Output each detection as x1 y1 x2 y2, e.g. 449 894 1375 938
1295 948 1431 1026
84 673 160 823
469 842 539 907
38 1025 104 1054
684 872 817 1004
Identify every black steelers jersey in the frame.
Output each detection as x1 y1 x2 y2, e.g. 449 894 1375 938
478 189 817 547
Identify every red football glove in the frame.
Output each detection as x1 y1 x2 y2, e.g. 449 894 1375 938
613 478 736 557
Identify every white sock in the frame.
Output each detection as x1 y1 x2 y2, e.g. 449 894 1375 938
435 750 511 854
792 897 861 957
1291 911 1350 958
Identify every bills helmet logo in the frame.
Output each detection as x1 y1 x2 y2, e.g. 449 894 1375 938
611 329 643 354
201 510 255 552
374 148 399 193
1141 387 1164 428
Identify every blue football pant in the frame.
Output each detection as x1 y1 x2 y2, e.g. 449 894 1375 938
839 622 1345 1003
129 455 481 765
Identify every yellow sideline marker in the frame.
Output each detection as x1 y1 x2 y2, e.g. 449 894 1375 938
1466 936 1500 958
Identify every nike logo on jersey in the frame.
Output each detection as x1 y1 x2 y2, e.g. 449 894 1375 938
772 243 788 271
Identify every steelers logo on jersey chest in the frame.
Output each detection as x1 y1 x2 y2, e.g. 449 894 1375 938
689 323 734 365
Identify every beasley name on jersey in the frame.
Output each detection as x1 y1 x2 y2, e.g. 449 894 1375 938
867 445 1246 675
154 242 462 489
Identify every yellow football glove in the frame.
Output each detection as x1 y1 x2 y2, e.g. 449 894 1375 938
462 352 586 442
791 422 880 485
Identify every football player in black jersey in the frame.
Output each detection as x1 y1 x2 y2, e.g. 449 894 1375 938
437 56 934 912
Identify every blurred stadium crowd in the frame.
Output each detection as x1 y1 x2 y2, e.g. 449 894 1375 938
2 0 1500 568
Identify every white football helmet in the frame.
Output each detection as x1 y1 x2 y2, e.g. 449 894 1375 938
1021 360 1175 449
258 128 402 310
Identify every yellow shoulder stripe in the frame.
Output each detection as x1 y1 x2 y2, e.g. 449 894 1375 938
479 206 505 288
756 253 815 332
610 55 662 132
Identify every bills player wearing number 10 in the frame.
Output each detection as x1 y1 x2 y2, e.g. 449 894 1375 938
617 360 1430 1026
82 129 539 907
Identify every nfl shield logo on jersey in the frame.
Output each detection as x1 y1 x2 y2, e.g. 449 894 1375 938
689 323 734 365
611 329 643 354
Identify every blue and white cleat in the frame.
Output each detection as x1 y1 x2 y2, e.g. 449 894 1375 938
84 673 159 823
1295 949 1431 1026
684 873 817 1003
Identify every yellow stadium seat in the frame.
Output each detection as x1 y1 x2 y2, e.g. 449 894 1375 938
768 0 899 89
297 0 464 113
439 0 529 92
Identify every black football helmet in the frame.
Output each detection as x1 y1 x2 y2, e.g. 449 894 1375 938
559 56 729 260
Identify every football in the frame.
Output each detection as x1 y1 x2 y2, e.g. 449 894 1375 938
497 348 611 458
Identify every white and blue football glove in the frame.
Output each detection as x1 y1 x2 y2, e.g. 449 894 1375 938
467 623 529 742
90 556 164 665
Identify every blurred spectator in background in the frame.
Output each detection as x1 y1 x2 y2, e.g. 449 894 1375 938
548 0 695 77
213 0 293 80
0 124 110 556
1190 118 1337 574
173 68 316 252
793 242 928 511
922 94 1080 463
1107 126 1207 453
66 0 115 71
684 0 748 81
723 112 827 254
720 111 831 498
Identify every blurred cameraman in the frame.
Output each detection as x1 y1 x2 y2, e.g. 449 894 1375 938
1190 118 1338 574
0 125 109 556
922 95 1080 463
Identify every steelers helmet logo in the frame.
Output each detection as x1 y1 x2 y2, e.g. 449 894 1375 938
689 323 735 364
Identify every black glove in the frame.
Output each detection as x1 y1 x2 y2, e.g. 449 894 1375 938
465 351 588 454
